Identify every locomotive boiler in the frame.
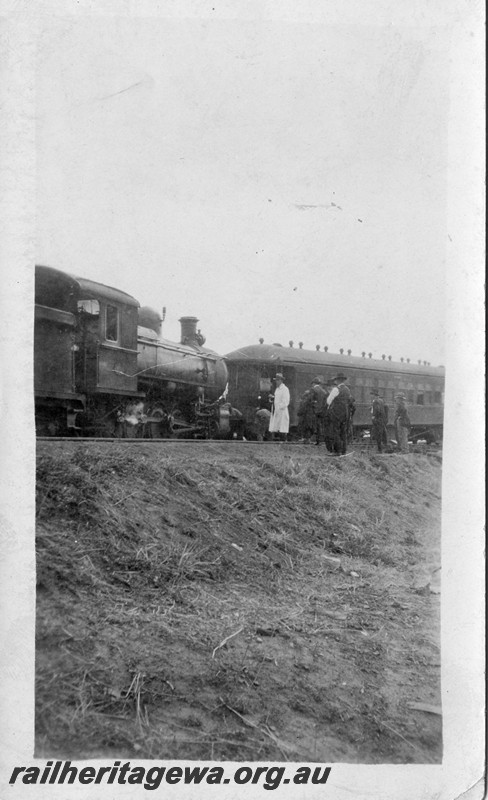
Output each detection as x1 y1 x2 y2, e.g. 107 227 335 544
134 312 229 438
34 265 229 437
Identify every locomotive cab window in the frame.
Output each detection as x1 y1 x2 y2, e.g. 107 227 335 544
77 299 100 316
105 305 119 342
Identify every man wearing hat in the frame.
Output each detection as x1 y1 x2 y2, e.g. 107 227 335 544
268 373 290 441
324 373 352 454
326 373 351 408
370 389 389 453
394 393 411 453
310 376 329 445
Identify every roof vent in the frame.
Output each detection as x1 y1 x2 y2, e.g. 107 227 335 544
289 340 294 348
323 345 328 352
407 359 411 363
382 354 386 360
368 352 373 359
339 348 344 354
259 338 264 344
388 355 392 361
400 357 404 362
347 349 352 356
298 342 304 349
362 351 366 358
315 345 320 351
418 360 422 365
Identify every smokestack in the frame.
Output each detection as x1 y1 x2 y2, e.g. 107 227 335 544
179 316 200 346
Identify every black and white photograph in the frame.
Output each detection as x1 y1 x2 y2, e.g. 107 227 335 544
0 1 485 798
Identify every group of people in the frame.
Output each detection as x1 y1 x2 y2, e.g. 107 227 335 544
370 391 411 454
254 373 412 454
296 373 355 454
255 372 355 454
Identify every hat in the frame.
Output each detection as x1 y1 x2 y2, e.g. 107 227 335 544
311 376 323 384
395 393 406 400
325 377 336 385
274 373 284 380
370 389 380 396
334 373 348 382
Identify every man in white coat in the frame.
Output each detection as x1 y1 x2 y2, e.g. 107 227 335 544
268 373 290 441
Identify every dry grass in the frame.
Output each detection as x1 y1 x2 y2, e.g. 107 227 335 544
35 443 442 762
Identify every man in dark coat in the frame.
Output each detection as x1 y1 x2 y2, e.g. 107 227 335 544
326 373 351 454
297 388 315 443
394 393 411 453
309 377 329 445
370 389 389 453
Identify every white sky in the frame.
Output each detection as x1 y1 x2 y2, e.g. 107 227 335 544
37 17 451 363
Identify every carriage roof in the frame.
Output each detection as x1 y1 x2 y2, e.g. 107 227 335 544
224 344 445 379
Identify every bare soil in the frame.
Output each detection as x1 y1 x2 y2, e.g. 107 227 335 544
35 441 442 763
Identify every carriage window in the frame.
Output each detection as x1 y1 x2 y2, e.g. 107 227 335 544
105 305 119 342
433 391 442 404
417 393 424 405
77 299 100 316
407 390 415 403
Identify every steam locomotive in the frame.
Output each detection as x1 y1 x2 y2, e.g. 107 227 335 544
34 265 229 437
224 342 445 442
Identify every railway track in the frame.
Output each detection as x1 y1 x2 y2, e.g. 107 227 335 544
35 437 370 457
36 437 346 445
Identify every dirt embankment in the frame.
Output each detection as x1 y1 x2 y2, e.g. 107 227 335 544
35 442 442 763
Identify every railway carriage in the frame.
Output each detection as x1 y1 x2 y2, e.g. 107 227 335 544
224 343 445 442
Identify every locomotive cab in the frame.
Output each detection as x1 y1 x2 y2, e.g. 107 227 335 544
35 265 142 435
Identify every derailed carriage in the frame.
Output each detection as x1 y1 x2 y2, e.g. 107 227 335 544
34 265 229 437
224 343 445 442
